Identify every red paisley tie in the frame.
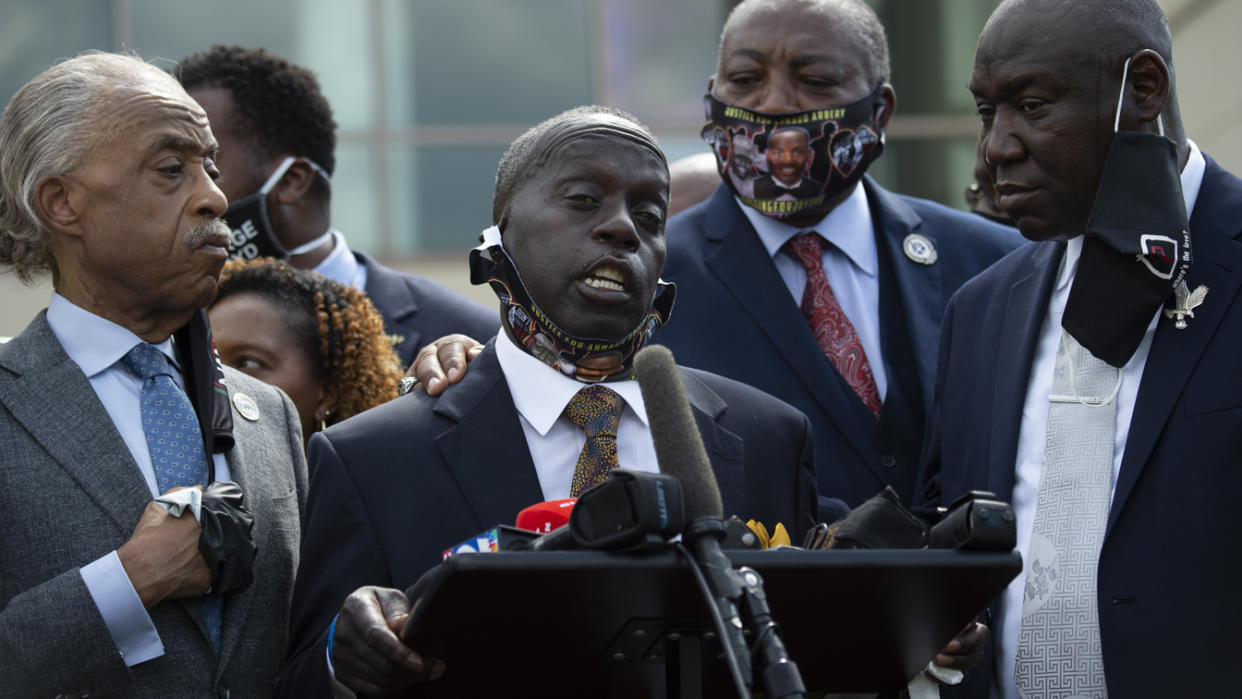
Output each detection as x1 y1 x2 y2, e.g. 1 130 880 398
783 232 883 417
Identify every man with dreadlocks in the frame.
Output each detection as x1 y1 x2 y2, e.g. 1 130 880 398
209 258 404 448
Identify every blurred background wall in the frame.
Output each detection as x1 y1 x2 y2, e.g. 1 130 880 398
1 0 1236 338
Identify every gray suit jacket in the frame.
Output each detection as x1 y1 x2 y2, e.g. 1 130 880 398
0 311 308 698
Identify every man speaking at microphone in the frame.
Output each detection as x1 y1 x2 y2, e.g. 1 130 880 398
277 106 819 697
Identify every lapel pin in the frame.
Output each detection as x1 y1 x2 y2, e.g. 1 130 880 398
1163 280 1208 330
232 392 260 421
902 233 938 265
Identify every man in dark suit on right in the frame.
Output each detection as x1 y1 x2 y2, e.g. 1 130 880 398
921 0 1242 696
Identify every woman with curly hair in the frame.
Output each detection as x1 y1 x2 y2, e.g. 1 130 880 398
209 258 403 448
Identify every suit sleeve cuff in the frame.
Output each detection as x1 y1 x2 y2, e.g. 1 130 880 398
80 551 164 667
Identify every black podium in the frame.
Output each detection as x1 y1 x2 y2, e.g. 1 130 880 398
399 548 1020 698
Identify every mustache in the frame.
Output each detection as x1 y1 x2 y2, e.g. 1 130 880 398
183 219 231 249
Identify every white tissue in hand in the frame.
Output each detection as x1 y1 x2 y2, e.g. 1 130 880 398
154 488 203 523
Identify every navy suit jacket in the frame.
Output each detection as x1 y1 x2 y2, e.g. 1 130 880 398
659 179 1024 509
276 342 817 697
356 250 499 366
921 156 1242 697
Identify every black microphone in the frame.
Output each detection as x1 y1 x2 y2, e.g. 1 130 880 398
633 345 722 521
634 345 754 693
634 345 805 699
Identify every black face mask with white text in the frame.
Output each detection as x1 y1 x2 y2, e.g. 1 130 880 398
222 156 333 261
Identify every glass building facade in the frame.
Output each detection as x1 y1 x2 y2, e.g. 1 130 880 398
0 0 997 265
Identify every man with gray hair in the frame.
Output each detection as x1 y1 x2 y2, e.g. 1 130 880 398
0 52 307 696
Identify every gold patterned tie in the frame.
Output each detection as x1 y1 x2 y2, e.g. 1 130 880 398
563 385 625 497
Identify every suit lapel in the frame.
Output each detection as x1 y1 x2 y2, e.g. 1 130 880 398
678 369 745 512
989 243 1061 498
214 410 267 671
0 313 151 536
700 186 875 468
867 180 942 414
434 345 543 529
1109 160 1242 530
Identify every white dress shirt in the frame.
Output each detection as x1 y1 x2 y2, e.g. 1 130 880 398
738 182 888 399
47 293 231 667
993 141 1206 699
495 331 660 498
312 229 368 291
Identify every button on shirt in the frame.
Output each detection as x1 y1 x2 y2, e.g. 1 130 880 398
738 182 888 399
494 332 660 499
47 293 230 667
993 140 1207 699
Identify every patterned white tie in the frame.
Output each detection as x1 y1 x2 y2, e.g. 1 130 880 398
122 343 222 651
1015 331 1117 697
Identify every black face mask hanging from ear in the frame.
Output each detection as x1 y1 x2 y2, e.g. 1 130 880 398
1062 56 1189 368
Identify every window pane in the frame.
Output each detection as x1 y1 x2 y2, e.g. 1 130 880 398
0 1 112 105
388 0 592 126
130 0 374 131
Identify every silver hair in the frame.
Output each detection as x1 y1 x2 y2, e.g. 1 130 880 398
0 51 180 283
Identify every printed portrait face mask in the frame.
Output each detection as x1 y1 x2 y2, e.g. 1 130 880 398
1062 56 1190 367
222 156 334 261
701 83 886 219
469 225 676 383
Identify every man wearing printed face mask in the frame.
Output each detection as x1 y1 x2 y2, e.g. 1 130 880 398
656 0 1026 514
920 0 1242 696
276 106 820 697
176 46 497 366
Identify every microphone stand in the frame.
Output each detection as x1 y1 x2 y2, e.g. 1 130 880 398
684 518 753 697
684 518 806 699
735 566 806 699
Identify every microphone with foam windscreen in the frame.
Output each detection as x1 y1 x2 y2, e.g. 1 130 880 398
634 345 754 694
634 345 805 699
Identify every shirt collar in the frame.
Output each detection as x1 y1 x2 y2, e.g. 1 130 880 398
311 229 360 287
1058 139 1208 293
738 182 877 278
494 331 649 436
46 293 178 377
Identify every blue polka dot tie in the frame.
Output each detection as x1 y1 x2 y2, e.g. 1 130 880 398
122 343 222 652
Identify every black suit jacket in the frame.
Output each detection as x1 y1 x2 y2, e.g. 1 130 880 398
659 179 1025 509
922 155 1242 697
277 343 817 697
356 251 499 366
